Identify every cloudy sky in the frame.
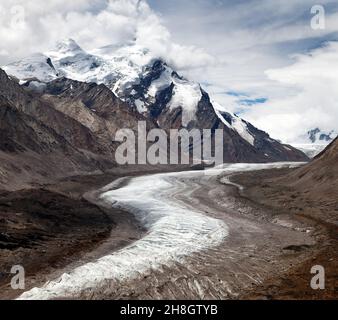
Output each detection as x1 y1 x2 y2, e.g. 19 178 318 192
1 0 338 143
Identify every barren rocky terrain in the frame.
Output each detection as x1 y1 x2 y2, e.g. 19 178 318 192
0 159 336 300
231 168 337 299
5 163 328 300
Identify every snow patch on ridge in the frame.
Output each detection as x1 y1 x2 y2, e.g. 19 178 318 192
168 80 202 126
212 101 255 146
232 118 255 146
147 67 172 98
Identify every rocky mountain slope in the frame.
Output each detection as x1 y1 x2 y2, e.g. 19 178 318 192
257 137 338 225
0 68 154 190
3 39 308 165
285 137 338 197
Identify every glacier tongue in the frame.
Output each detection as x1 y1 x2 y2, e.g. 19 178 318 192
18 170 229 300
17 163 304 300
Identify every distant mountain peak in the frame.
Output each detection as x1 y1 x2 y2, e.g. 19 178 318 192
291 128 337 158
53 38 83 55
308 128 336 143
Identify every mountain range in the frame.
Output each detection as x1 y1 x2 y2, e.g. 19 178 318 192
0 39 308 189
292 128 337 158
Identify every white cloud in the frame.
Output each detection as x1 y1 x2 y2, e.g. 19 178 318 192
152 0 338 143
1 0 338 143
242 41 338 143
0 0 214 70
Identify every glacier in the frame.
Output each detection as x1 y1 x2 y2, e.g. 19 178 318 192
17 163 305 300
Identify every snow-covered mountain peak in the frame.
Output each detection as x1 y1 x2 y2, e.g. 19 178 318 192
1 39 308 161
291 128 338 158
3 53 59 83
307 128 337 144
1 39 261 139
50 38 84 58
93 42 153 65
3 39 204 124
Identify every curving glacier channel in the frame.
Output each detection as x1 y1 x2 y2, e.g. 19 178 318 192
18 163 303 300
18 170 228 300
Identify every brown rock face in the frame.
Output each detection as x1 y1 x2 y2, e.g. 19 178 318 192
120 59 308 163
0 69 146 189
154 88 308 163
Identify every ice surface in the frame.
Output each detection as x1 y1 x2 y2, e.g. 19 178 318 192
19 170 228 300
